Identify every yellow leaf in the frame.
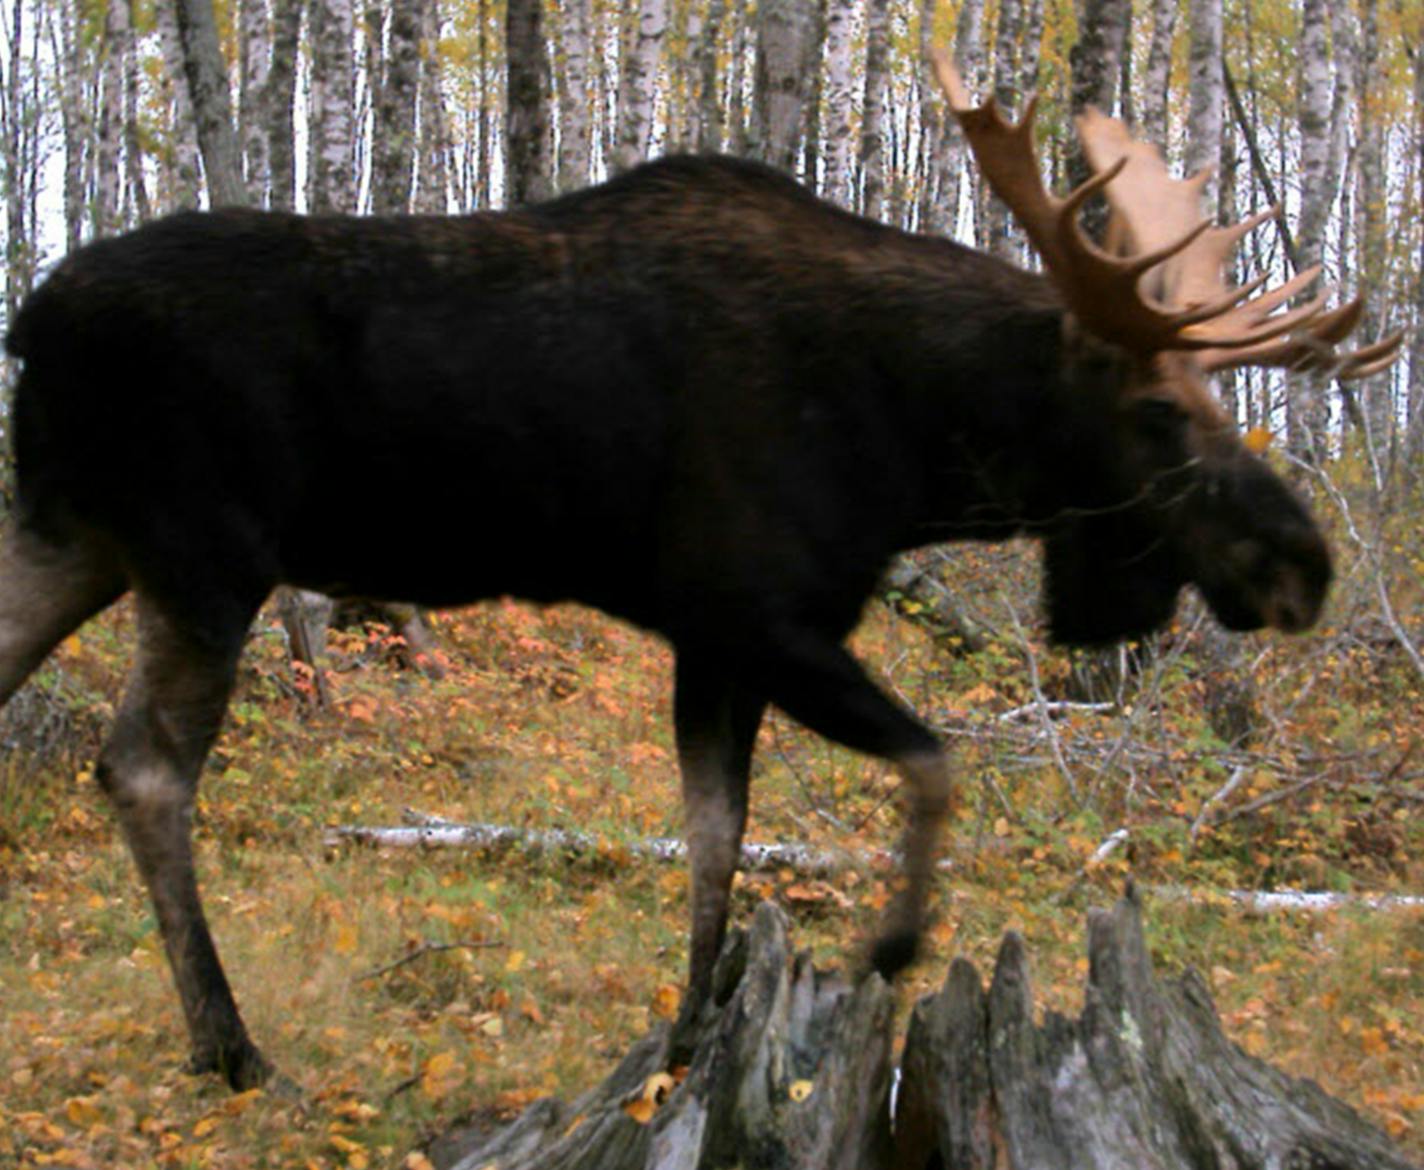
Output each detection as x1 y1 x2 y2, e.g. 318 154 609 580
64 1097 102 1127
192 1115 221 1138
419 1051 465 1101
506 949 527 973
622 1073 676 1125
993 817 1010 838
334 923 359 955
652 984 681 1021
1243 426 1273 455
789 1080 814 1103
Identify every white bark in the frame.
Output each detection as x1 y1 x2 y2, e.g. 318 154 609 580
557 0 593 189
614 0 667 172
1290 0 1336 462
506 0 553 204
860 0 889 219
239 0 271 203
414 0 450 212
96 0 126 234
372 0 422 212
1184 0 1223 205
308 0 356 213
1142 0 1178 149
820 0 857 207
750 0 817 172
265 0 301 211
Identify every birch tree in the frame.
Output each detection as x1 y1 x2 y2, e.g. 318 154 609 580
415 0 450 212
1141 0 1178 149
985 0 1023 255
175 0 247 208
1354 0 1390 448
557 0 593 189
614 0 667 172
2 0 39 328
240 0 271 203
748 0 818 172
506 0 552 203
860 0 890 220
95 0 125 233
372 0 423 212
821 0 857 206
1068 0 1130 241
266 0 301 210
308 0 357 212
1291 0 1338 460
1185 0 1223 206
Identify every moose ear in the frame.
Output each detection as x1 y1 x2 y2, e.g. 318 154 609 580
1041 515 1183 645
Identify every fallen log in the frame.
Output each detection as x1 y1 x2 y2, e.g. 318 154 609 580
428 888 1418 1170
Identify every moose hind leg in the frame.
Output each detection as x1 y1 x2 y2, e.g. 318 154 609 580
98 593 270 1090
0 524 125 704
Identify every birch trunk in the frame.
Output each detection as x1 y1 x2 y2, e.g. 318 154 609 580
239 0 271 203
265 0 301 210
175 0 247 208
557 0 593 189
95 0 125 234
120 0 150 222
308 0 357 212
614 0 667 172
1354 0 1390 451
1408 43 1424 476
1141 0 1178 150
506 0 553 204
860 0 889 219
414 0 450 212
749 0 816 173
985 0 1022 256
2 0 33 327
1290 0 1335 462
1068 0 1130 242
921 0 983 236
727 0 749 154
372 0 422 212
695 0 726 151
821 0 857 207
49 0 89 248
1184 0 1223 207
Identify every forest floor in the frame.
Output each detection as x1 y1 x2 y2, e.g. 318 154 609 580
1 531 1422 1169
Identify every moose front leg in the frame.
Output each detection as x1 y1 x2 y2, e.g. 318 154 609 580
98 594 273 1090
749 629 954 980
671 654 766 1050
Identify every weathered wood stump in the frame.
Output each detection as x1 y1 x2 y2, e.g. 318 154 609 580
430 888 1419 1170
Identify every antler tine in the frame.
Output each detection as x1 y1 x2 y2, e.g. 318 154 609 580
934 43 1401 373
930 47 1214 353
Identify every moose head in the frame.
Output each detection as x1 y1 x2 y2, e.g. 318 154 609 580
930 50 1398 647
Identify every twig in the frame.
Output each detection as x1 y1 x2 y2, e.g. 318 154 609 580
357 939 505 982
1188 765 1249 846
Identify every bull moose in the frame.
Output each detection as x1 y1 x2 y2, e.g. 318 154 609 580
0 54 1397 1091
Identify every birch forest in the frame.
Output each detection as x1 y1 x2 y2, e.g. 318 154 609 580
1 0 1422 468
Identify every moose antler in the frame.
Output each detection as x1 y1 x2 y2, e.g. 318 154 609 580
930 48 1403 378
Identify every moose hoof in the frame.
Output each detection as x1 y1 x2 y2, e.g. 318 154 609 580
870 928 920 980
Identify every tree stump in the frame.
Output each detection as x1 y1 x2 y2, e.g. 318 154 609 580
429 889 1419 1170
